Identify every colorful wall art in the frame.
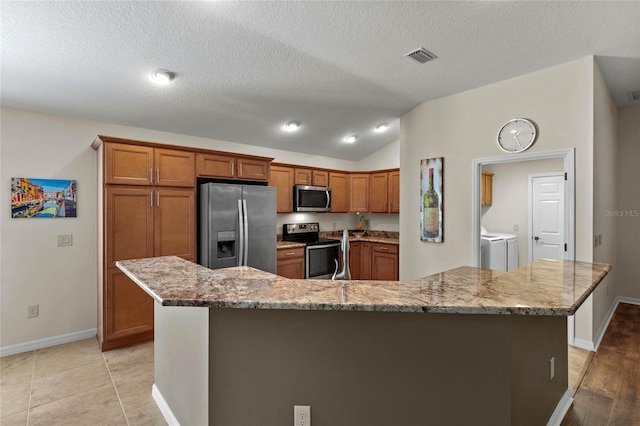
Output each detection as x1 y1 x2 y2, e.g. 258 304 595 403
420 158 443 242
11 178 77 218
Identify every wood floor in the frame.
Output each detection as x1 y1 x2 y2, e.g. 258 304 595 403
562 302 640 425
568 345 594 390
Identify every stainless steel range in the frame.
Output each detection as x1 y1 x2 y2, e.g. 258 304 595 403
282 222 340 279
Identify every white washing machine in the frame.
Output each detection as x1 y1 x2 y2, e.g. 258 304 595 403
490 232 519 271
480 234 507 271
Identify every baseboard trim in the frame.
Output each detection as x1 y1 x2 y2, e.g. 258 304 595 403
593 296 640 351
0 328 97 357
547 388 574 426
153 383 180 426
572 338 595 352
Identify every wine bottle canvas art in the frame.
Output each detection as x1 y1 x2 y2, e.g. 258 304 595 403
420 158 443 242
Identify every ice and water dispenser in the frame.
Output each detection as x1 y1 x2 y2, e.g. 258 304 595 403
217 230 236 259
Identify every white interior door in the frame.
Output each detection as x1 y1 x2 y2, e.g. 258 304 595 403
530 174 565 261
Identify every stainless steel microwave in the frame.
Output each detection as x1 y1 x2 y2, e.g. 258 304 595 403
293 185 331 212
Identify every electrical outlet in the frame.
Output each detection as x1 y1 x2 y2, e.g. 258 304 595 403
550 357 555 380
294 405 311 426
28 304 39 318
57 234 73 247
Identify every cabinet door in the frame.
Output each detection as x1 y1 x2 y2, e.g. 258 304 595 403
349 174 370 213
155 149 195 187
237 157 270 181
372 243 399 280
105 268 154 341
294 168 312 185
197 153 236 178
105 143 154 185
482 172 494 206
329 172 349 213
312 170 329 187
360 242 372 280
154 188 196 261
105 186 154 269
349 241 361 279
277 248 305 279
370 172 388 213
270 166 294 213
388 170 400 213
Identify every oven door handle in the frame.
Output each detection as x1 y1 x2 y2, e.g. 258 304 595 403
306 242 341 250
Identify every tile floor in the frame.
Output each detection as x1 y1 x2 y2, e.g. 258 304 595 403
0 338 166 425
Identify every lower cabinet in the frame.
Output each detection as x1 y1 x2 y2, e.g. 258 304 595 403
349 241 398 281
104 269 154 349
277 247 305 279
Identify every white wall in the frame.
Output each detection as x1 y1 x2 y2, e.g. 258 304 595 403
616 105 640 300
400 57 596 341
354 138 400 171
0 107 371 349
481 158 564 266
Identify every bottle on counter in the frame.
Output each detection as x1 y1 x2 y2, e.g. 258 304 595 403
423 168 439 238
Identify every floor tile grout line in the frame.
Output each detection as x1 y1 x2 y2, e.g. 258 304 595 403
26 350 35 426
103 351 130 426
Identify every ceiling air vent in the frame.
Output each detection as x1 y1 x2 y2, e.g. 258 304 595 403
628 89 640 102
404 47 438 64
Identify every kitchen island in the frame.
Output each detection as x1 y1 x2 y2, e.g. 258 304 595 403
117 256 610 426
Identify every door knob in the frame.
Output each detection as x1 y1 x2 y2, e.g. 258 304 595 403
534 236 540 241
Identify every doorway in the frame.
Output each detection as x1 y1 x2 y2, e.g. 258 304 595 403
529 173 565 262
472 148 576 343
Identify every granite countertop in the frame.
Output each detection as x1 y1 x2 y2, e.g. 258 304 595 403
276 241 305 249
321 230 399 245
116 256 611 316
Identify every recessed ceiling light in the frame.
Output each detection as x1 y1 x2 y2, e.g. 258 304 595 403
150 69 174 85
283 121 300 132
374 123 389 133
343 135 358 144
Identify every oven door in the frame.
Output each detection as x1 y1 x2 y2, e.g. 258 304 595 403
306 242 340 279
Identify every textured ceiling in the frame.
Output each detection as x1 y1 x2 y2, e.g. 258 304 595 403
2 1 639 161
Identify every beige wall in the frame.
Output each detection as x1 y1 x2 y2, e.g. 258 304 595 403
399 57 597 341
0 107 367 349
482 158 564 266
591 62 619 339
616 105 640 299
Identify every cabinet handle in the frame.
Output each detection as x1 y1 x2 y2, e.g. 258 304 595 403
285 252 296 256
231 162 235 176
150 191 153 207
378 247 389 251
156 169 160 184
156 191 160 207
150 169 153 184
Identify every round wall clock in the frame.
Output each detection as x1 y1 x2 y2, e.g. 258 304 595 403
497 118 538 153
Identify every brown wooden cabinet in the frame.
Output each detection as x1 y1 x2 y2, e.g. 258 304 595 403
372 243 399 281
330 172 349 213
270 165 294 213
277 247 305 279
349 242 361 279
105 143 194 187
388 170 400 213
197 153 270 181
482 172 494 206
105 269 154 343
370 172 389 213
349 174 370 213
294 168 329 187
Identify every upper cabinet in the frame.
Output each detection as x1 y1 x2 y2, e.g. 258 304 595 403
294 168 329 187
270 165 294 213
329 172 349 213
481 172 494 206
388 170 400 213
197 153 270 181
370 172 388 213
349 174 370 213
105 143 195 187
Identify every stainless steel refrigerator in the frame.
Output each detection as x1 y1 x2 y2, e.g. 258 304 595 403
198 183 276 273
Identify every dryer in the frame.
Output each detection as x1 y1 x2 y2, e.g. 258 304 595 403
490 232 519 271
480 234 507 271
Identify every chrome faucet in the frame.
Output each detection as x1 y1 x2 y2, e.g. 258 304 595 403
332 230 351 280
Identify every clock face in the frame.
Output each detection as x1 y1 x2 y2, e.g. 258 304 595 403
497 118 537 153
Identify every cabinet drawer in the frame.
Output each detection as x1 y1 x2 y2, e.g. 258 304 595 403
277 247 304 260
373 243 398 254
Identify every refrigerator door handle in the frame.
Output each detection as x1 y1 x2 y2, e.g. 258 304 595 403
237 199 244 266
242 199 249 266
